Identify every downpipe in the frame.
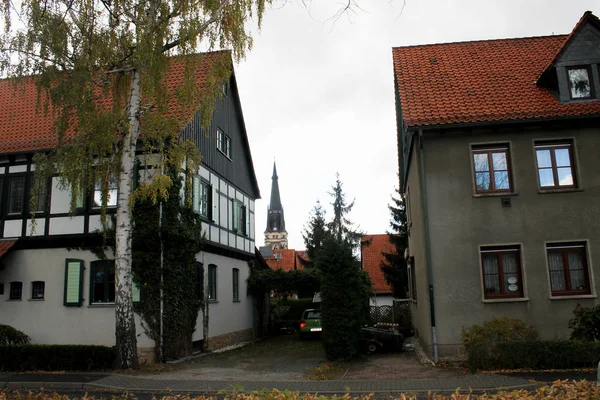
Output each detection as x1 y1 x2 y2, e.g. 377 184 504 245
419 130 439 363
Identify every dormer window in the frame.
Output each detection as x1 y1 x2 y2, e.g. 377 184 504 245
567 66 593 99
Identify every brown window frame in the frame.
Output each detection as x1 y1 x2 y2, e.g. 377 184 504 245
471 145 513 194
480 246 524 299
566 66 594 100
546 242 591 296
9 281 23 300
534 141 577 190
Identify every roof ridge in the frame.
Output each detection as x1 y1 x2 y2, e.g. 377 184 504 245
392 33 568 50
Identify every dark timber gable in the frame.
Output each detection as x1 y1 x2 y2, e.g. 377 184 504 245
181 72 260 200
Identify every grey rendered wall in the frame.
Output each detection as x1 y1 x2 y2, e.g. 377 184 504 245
422 125 600 358
405 139 433 355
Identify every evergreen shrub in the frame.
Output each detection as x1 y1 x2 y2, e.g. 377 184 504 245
0 324 30 345
569 304 600 341
319 237 371 361
461 317 538 371
0 345 116 371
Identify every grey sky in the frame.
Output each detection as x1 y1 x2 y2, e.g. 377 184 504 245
235 0 598 249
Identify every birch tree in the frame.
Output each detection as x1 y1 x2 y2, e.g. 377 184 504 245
0 0 270 369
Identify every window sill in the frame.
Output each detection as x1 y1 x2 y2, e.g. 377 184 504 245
208 300 218 303
233 299 241 303
217 149 232 161
88 303 115 308
6 299 22 301
549 294 597 300
482 297 529 304
29 298 45 301
538 188 583 194
473 192 518 198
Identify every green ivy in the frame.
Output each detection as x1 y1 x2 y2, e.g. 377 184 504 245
131 164 204 361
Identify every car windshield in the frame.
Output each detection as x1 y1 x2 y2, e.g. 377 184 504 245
305 310 321 319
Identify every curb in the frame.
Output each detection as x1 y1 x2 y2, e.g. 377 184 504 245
1 381 542 394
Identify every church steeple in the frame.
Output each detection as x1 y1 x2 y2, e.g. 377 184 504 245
265 161 288 250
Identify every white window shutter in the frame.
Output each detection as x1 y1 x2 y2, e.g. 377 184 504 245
245 206 250 236
212 186 219 223
192 175 200 213
232 200 238 231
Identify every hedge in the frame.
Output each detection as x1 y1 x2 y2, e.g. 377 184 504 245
0 345 116 371
466 340 600 371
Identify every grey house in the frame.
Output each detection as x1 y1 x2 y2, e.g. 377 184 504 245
392 11 600 360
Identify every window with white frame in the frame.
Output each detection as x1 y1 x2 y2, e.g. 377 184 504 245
192 175 211 219
232 268 239 301
31 281 45 299
93 181 118 208
216 128 231 158
232 200 246 235
9 281 22 300
208 264 217 301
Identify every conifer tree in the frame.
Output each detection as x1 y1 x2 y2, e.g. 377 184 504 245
0 0 270 368
380 188 409 298
328 173 362 249
302 200 327 268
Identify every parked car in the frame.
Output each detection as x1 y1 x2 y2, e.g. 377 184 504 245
299 309 322 339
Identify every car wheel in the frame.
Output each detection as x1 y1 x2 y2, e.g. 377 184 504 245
367 342 378 353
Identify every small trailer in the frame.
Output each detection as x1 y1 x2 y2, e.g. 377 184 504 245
361 326 404 354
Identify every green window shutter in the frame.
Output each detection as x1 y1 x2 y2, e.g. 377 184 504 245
192 175 200 213
64 259 84 307
132 279 141 303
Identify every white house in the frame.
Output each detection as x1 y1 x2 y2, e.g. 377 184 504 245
0 51 262 363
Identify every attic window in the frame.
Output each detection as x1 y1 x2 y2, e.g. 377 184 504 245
567 67 593 99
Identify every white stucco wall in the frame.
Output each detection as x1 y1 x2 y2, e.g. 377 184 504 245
194 252 254 340
0 248 153 347
0 248 256 349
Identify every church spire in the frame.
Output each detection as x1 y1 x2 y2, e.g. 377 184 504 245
265 161 288 250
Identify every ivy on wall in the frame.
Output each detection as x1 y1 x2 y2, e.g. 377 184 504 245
131 164 204 361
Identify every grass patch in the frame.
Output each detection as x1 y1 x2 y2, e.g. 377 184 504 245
303 361 349 380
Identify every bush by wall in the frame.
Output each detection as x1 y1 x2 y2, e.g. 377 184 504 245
461 317 538 371
569 303 600 341
0 345 116 371
0 324 30 345
463 339 600 371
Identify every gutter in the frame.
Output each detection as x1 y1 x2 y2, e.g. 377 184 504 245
418 129 438 362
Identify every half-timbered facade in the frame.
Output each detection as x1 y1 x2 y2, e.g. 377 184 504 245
0 51 261 361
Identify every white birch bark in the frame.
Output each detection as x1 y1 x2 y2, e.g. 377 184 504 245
114 69 141 369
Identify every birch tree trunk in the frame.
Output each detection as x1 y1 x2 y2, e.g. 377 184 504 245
114 70 141 369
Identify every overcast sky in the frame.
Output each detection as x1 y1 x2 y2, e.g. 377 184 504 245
234 0 598 250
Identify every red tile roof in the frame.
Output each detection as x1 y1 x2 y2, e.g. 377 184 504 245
0 51 230 153
361 234 395 295
0 240 17 259
264 249 308 272
392 14 600 127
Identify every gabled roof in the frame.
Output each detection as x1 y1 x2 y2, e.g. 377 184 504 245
0 51 229 153
537 11 600 83
361 234 395 295
264 249 307 272
392 12 600 128
0 240 17 260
